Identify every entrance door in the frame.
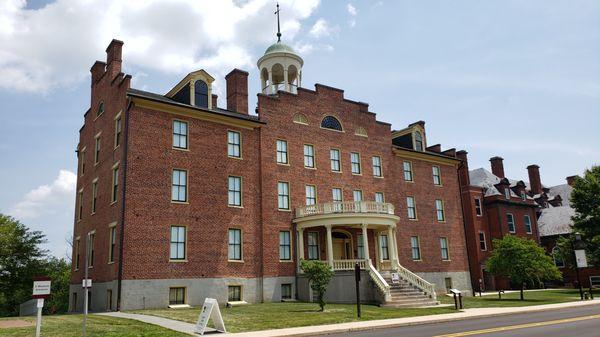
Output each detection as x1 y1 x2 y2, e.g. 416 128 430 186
333 239 345 259
332 231 352 260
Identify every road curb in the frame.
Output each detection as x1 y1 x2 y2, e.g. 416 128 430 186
231 300 600 336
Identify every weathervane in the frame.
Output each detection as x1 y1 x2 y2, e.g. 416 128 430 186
275 2 281 42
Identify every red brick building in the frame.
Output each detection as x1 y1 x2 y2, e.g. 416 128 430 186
458 156 540 291
70 38 473 312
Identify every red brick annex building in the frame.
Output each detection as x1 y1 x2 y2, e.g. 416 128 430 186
69 37 475 311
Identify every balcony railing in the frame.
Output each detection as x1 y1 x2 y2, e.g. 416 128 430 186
295 201 395 218
332 259 368 271
262 82 298 95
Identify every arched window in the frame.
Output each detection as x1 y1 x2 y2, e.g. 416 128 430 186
552 246 565 268
293 113 308 125
194 80 208 108
414 131 423 151
321 116 343 132
97 102 104 117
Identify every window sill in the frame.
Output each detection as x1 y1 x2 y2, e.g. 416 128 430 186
331 170 342 174
304 166 317 170
228 205 244 209
351 172 362 176
171 201 189 205
228 260 244 263
442 259 451 262
405 180 415 183
278 208 291 212
91 212 96 216
277 162 290 166
373 176 384 179
434 184 443 187
411 259 422 262
228 156 243 160
172 147 190 152
110 200 117 206
169 259 188 263
408 218 419 221
279 260 294 263
107 261 115 265
114 145 120 151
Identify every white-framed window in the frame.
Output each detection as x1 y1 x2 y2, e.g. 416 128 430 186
307 232 319 260
228 228 242 260
303 144 315 168
357 234 365 259
435 199 445 222
440 237 449 260
228 176 242 206
353 190 363 202
228 285 242 302
407 196 416 219
375 192 384 203
279 231 291 261
504 188 511 200
227 131 241 158
75 237 80 270
108 226 116 263
372 156 382 177
281 284 292 300
432 166 441 185
332 188 343 202
111 164 119 203
91 180 98 214
114 114 122 148
474 197 482 216
171 169 187 202
96 101 104 118
524 215 532 234
80 148 86 176
479 232 487 251
403 161 413 181
170 226 186 260
94 136 101 164
507 213 515 233
305 185 317 205
77 189 84 220
173 120 188 149
350 152 361 174
88 232 95 267
277 182 289 210
169 287 186 305
330 149 341 172
276 139 288 164
379 235 389 260
520 191 527 201
410 236 421 260
414 131 423 151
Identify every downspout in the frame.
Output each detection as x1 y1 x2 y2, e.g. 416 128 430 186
457 161 476 293
116 99 132 311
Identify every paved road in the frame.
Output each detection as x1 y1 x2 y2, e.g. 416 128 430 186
330 304 600 337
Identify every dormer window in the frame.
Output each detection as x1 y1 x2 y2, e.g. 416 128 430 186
520 191 526 201
504 188 510 200
414 131 423 151
97 102 104 118
194 80 208 108
321 116 343 132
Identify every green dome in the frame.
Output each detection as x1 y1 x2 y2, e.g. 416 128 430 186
264 42 297 55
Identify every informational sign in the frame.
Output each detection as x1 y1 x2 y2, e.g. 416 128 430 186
449 288 461 295
194 298 226 335
82 279 92 288
575 250 588 268
32 280 51 299
391 273 400 284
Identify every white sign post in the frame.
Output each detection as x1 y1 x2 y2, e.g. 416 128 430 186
194 298 226 335
575 250 588 268
32 278 51 337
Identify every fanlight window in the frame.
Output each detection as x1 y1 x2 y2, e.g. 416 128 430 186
355 127 368 137
194 80 208 108
321 116 343 131
293 113 308 125
414 131 423 151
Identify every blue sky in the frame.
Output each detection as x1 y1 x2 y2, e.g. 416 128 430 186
0 0 599 257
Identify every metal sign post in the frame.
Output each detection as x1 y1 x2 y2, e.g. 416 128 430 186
83 232 90 337
32 277 51 337
354 263 361 318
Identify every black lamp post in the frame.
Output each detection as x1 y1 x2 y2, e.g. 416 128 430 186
572 232 584 300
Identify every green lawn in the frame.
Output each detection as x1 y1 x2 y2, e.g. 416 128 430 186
0 314 189 337
439 289 585 308
130 302 454 333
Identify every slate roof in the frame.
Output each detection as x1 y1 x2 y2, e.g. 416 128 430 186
538 183 575 236
469 168 532 198
127 88 262 123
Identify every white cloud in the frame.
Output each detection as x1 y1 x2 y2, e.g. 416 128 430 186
10 170 77 220
309 18 338 38
347 3 357 27
0 0 321 93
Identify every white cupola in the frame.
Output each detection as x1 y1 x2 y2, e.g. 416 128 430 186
257 3 303 95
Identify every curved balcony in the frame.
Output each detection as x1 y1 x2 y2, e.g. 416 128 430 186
295 201 395 218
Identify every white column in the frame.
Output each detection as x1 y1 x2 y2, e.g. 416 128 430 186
361 223 370 260
268 71 274 94
326 225 333 268
284 68 289 91
387 226 396 266
297 228 305 273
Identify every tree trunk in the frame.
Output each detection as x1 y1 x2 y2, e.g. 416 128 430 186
520 283 524 300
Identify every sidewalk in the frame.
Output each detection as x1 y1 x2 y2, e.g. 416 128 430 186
98 299 600 336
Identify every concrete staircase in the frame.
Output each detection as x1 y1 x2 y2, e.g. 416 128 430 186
381 275 439 308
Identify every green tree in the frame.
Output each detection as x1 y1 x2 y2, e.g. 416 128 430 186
570 166 600 267
486 235 561 300
0 214 48 316
300 260 334 311
43 257 71 314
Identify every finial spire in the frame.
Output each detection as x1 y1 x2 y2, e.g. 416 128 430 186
275 2 281 42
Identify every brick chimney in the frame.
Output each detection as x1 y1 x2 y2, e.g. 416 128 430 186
527 164 542 195
566 175 578 186
105 39 124 80
225 69 249 114
211 94 218 109
457 150 470 186
490 156 505 178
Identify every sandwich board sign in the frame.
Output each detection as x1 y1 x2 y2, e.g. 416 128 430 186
194 298 226 335
391 273 400 284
